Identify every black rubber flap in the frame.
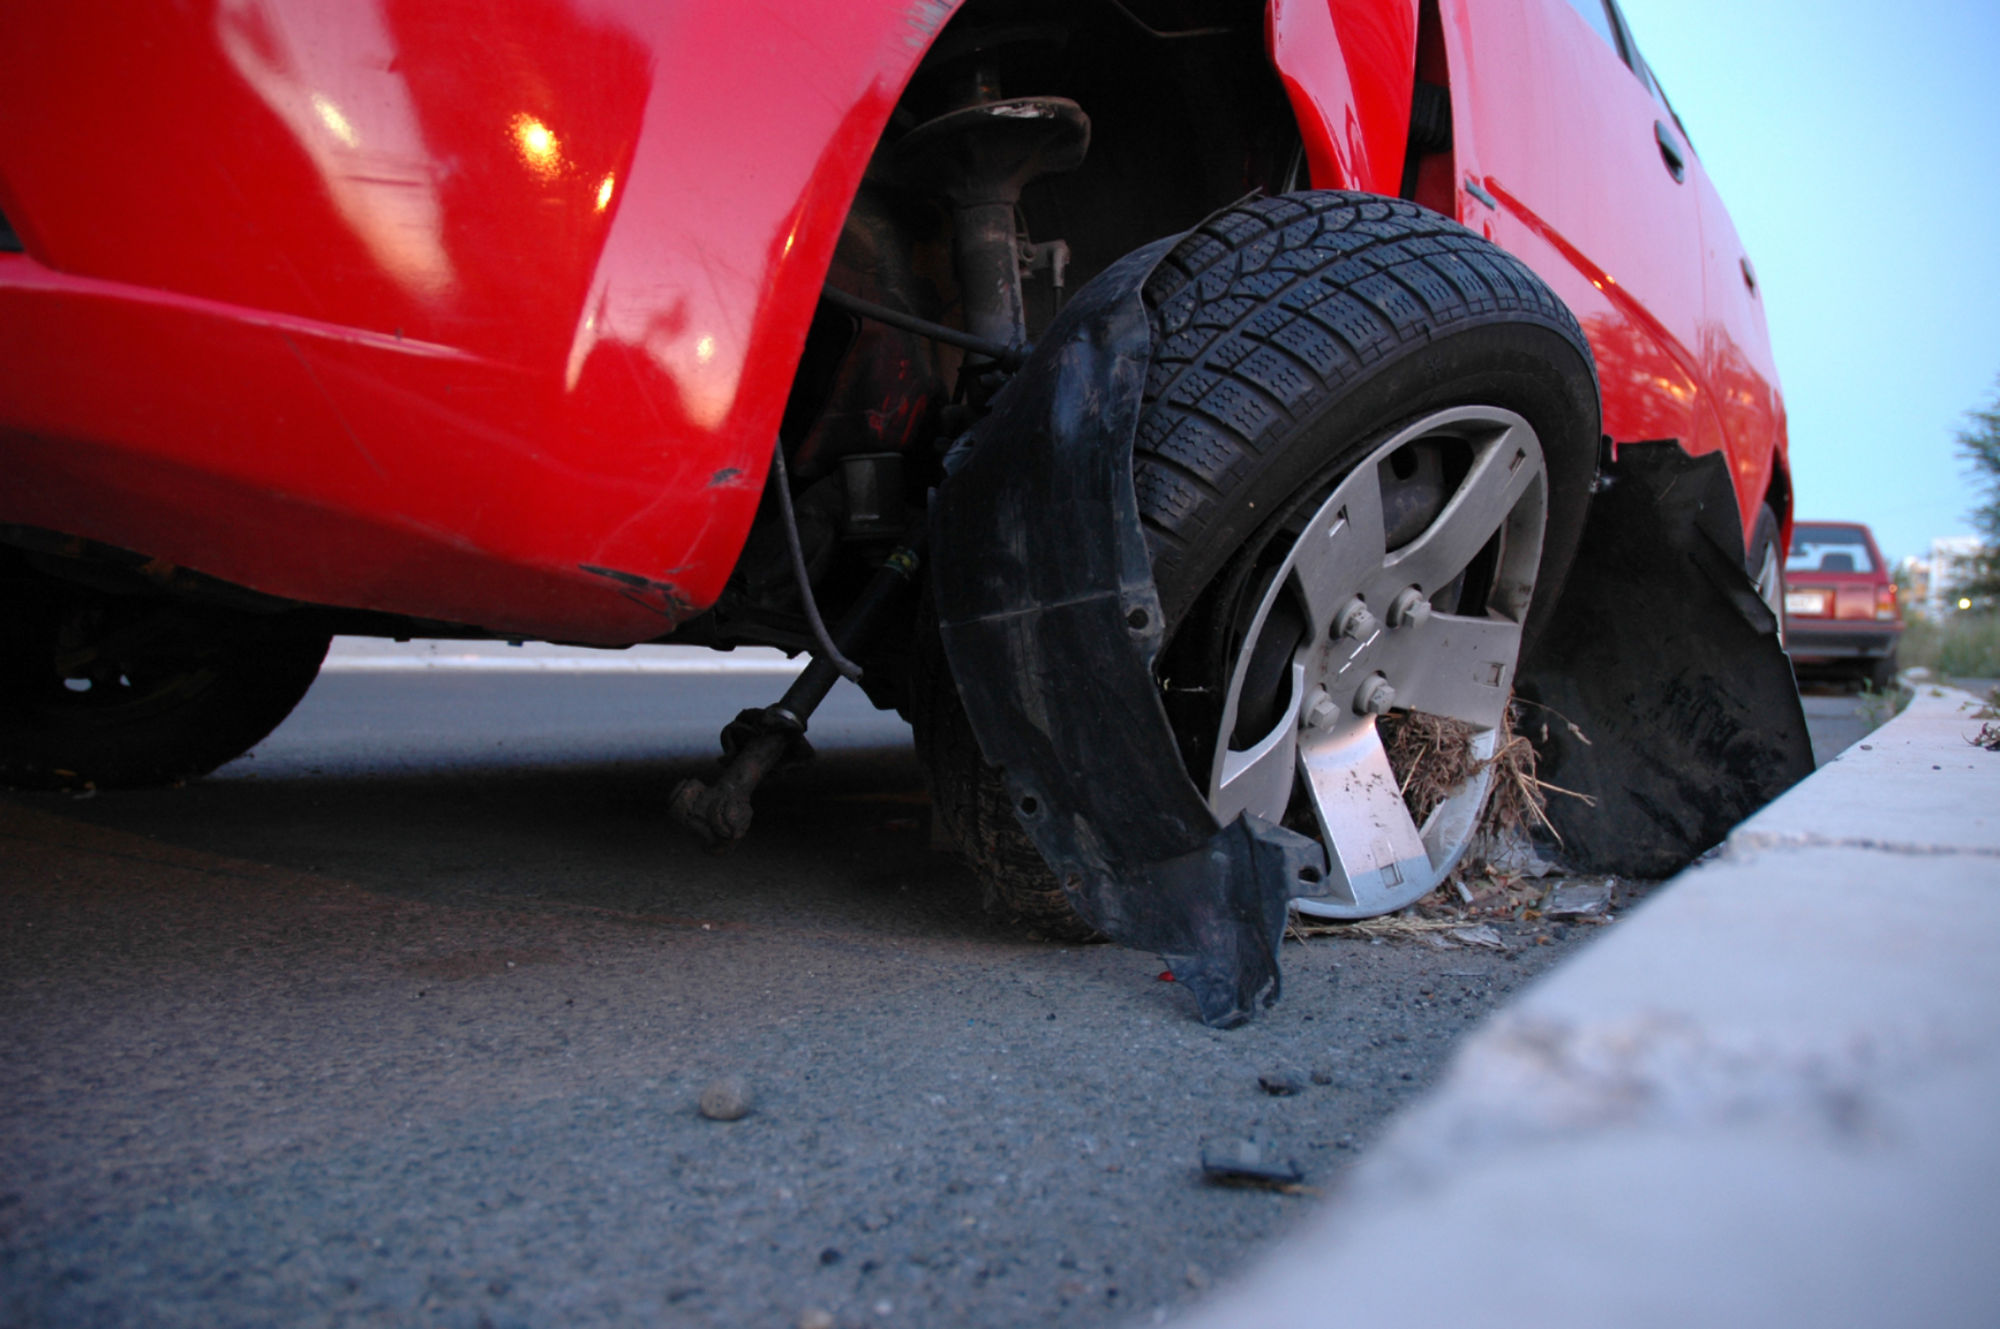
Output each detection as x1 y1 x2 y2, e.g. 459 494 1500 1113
930 240 1323 1028
1515 442 1816 876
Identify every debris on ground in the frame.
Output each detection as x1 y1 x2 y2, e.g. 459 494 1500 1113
1289 699 1651 946
1290 915 1468 942
1257 1069 1305 1097
698 1075 755 1121
1442 923 1506 950
1199 1137 1306 1191
1972 688 2000 750
1464 829 1560 879
1543 881 1614 918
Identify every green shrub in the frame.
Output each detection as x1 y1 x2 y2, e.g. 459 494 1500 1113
1900 611 2000 678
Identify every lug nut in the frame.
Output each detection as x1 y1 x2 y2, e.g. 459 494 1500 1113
1334 598 1378 641
1389 587 1432 628
1305 686 1338 729
1354 674 1396 715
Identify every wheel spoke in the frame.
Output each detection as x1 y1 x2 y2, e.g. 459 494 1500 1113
1287 463 1388 637
1370 611 1522 729
1296 716 1431 912
1212 665 1304 826
1387 425 1540 594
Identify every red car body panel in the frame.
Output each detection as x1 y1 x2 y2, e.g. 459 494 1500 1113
1 0 962 643
1437 0 1786 536
1269 0 1417 196
0 0 1785 642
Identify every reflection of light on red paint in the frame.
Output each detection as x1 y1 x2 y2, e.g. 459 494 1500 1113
311 94 356 146
217 2 455 300
595 173 616 212
511 113 561 178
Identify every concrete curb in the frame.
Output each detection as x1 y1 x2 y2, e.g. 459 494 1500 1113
319 637 804 674
1168 686 2000 1329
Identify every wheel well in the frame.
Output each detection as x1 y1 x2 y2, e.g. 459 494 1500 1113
905 0 1303 328
1763 461 1794 546
724 0 1310 660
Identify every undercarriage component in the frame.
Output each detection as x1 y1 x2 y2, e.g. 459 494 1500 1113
819 286 1026 369
1514 443 1815 873
669 541 922 845
894 95 1090 353
930 239 1327 1029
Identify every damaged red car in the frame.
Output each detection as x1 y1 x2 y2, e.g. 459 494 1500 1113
0 0 1811 1024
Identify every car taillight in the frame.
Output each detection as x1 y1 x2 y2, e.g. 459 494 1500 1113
1876 584 1899 621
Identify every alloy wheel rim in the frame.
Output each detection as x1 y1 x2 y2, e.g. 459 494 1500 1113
1204 405 1549 918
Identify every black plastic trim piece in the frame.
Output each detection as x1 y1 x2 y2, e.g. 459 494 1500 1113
1515 443 1814 876
930 238 1325 1029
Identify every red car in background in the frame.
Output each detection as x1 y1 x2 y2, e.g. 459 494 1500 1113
1784 522 1902 690
0 0 1811 1021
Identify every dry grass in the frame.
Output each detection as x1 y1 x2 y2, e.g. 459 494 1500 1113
1378 700 1588 847
1362 698 1603 926
1377 711 1478 826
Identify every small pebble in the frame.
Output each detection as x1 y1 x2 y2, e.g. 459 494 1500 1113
1257 1070 1303 1097
698 1075 754 1121
1200 1136 1303 1186
1309 1067 1334 1086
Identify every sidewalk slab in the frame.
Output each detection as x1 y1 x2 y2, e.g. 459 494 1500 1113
1171 687 2000 1329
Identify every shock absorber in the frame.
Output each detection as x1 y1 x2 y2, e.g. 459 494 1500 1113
893 79 1089 353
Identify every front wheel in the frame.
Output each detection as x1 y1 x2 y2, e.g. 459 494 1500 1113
1746 503 1786 648
920 192 1599 928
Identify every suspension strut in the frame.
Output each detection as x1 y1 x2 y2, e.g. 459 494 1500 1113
668 64 1089 848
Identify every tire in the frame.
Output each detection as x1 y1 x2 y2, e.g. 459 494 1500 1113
1746 503 1786 647
1866 647 1900 693
0 554 330 789
918 192 1599 931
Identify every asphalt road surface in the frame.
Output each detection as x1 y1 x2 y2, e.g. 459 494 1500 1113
0 648 1878 1328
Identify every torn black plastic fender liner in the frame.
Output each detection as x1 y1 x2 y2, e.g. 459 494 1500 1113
930 241 1325 1029
1514 442 1815 876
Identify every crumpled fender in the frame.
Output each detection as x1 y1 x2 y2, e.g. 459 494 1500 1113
1514 442 1816 873
929 239 1327 1029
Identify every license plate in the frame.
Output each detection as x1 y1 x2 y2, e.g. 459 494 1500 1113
1785 590 1829 615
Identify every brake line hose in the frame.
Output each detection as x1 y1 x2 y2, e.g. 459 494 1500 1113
768 440 864 681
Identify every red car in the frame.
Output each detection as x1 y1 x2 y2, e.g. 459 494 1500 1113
0 0 1809 1022
1784 522 1902 690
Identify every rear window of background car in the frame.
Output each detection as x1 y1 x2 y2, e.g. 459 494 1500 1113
1787 527 1877 575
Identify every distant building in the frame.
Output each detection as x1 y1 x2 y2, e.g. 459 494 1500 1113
1898 554 1931 609
1929 536 1990 614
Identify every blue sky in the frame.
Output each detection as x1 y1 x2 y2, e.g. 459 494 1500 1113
1617 0 2000 564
